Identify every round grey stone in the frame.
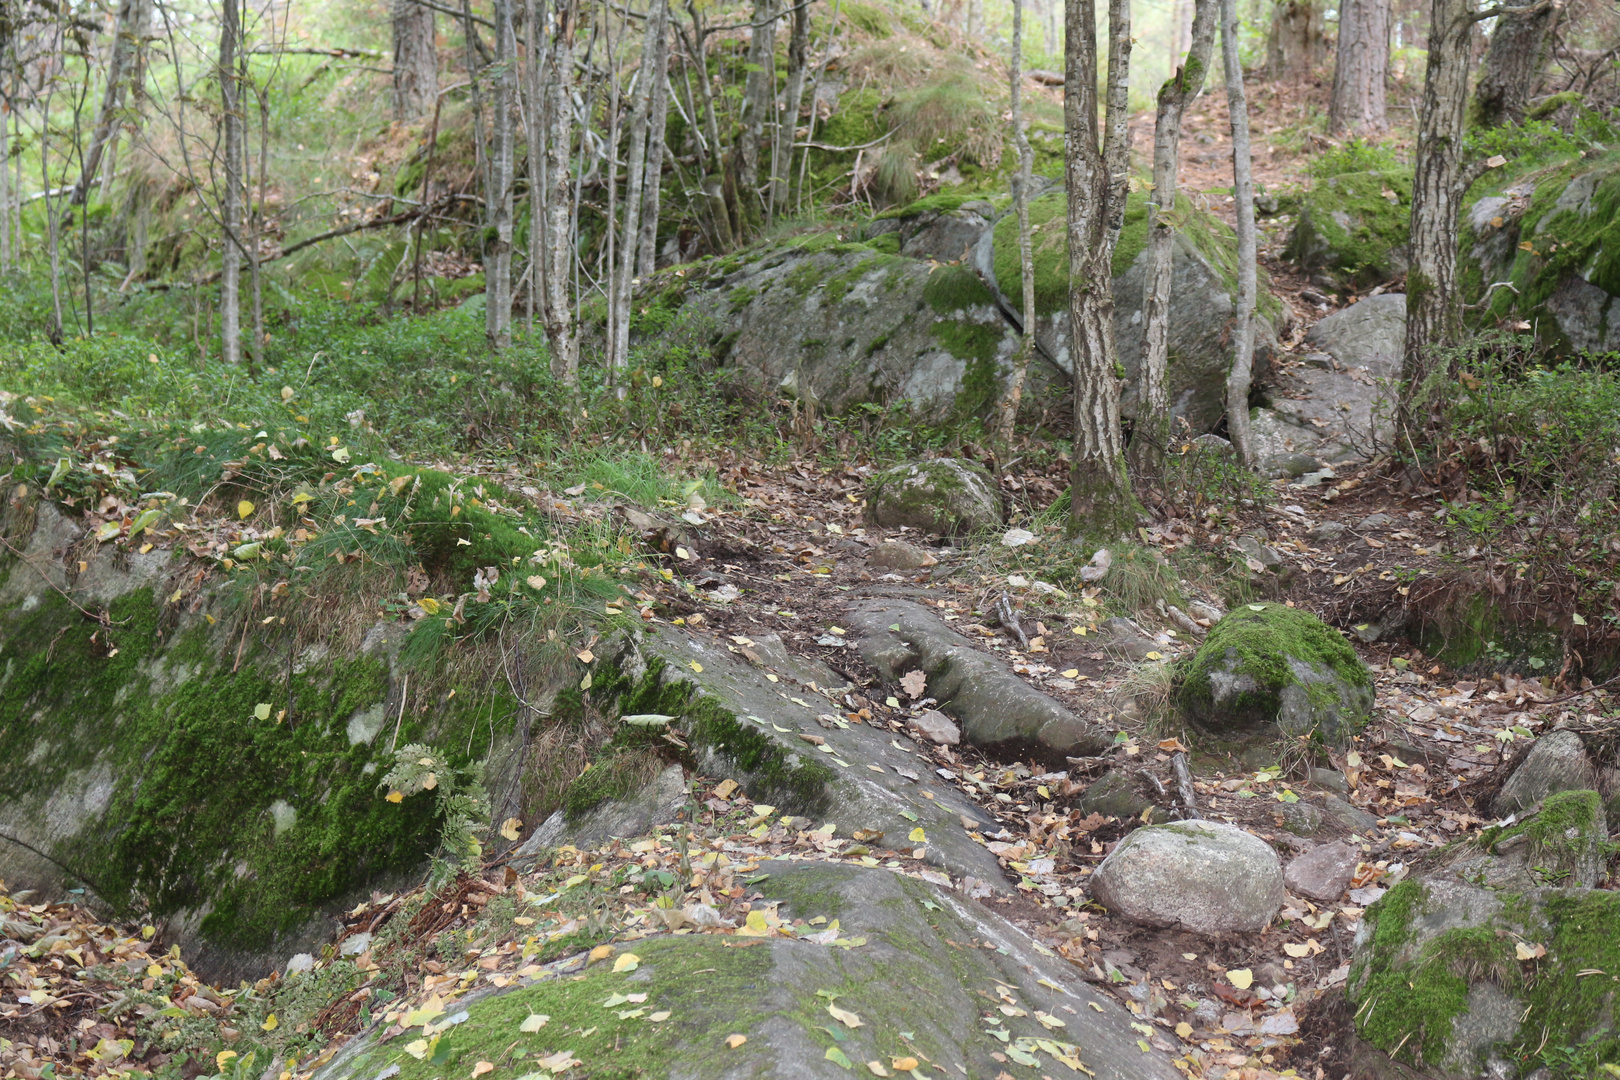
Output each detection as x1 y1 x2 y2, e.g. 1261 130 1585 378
1089 819 1284 934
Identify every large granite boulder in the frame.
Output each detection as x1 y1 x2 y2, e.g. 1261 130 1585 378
1250 292 1404 476
1348 796 1617 1079
307 862 1187 1080
1174 602 1373 747
1284 169 1412 287
863 457 1002 536
634 239 1041 424
1089 819 1285 934
862 195 997 262
975 187 1281 435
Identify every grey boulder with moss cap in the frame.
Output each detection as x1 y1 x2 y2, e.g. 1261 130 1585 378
1174 603 1372 747
306 862 1185 1080
863 458 1002 537
846 598 1110 764
1089 820 1285 934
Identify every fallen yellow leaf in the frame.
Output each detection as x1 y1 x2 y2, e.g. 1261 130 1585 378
386 790 404 803
500 817 523 841
260 1014 278 1032
1175 1021 1193 1038
471 1061 494 1078
891 1058 919 1072
588 944 615 964
1226 968 1254 990
612 953 640 973
726 1034 747 1049
827 1003 863 1028
237 500 254 520
519 1013 549 1033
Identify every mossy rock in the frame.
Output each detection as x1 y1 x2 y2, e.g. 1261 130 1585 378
1348 873 1620 1077
1462 151 1620 354
1283 169 1412 287
1174 603 1371 747
981 188 1281 435
864 458 1002 537
307 863 1187 1080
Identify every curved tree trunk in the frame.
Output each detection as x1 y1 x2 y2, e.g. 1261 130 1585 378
1136 0 1217 475
1328 0 1389 134
392 0 438 120
1065 0 1135 538
1266 0 1324 77
1221 0 1258 468
1474 0 1557 127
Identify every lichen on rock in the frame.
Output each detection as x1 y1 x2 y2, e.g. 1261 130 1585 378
863 458 1002 537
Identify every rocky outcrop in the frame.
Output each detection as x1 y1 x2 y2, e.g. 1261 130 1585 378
1464 156 1620 354
1492 730 1599 816
1348 792 1617 1077
1174 602 1373 747
308 862 1186 1080
1250 292 1404 477
976 188 1281 435
862 196 997 262
1089 819 1285 934
846 598 1112 764
642 239 1032 424
863 457 1002 536
1284 169 1411 288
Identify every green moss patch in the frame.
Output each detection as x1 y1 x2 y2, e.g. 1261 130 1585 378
1284 169 1412 286
1174 603 1370 738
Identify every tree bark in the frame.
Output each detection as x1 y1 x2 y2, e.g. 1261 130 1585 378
995 0 1037 447
636 3 670 277
1136 0 1217 475
481 0 516 348
736 0 778 226
219 0 242 365
1065 0 1135 537
1221 0 1258 467
609 0 664 380
1401 0 1499 434
540 0 579 383
69 0 141 205
392 0 438 120
1474 0 1557 126
1266 0 1323 77
1329 0 1389 134
772 0 809 216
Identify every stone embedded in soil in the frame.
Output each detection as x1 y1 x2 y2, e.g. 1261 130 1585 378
1277 800 1326 837
1284 841 1358 901
847 598 1111 763
1075 770 1158 822
1355 512 1394 531
1491 730 1599 816
1100 616 1164 662
868 539 939 570
863 458 1002 537
1309 767 1350 794
1088 819 1285 934
1307 520 1347 542
1322 793 1380 833
908 708 961 746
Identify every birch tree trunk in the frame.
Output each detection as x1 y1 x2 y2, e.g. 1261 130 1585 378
1328 0 1389 134
609 0 664 380
219 0 242 365
771 0 809 217
736 0 778 226
1474 1 1557 127
541 0 580 384
70 0 141 205
1065 0 1135 537
392 0 438 120
1135 0 1216 475
485 0 517 348
637 0 671 277
995 0 1036 447
1221 0 1258 467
